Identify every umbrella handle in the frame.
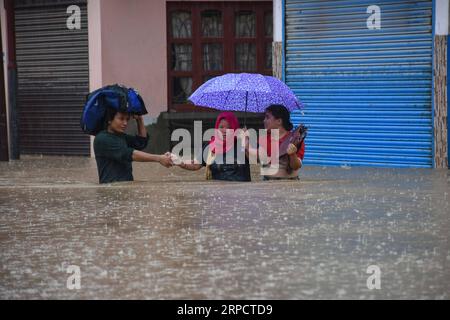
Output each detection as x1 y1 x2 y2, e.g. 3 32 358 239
244 91 248 128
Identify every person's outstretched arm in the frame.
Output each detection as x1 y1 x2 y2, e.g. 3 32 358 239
165 153 202 171
179 161 202 171
132 150 173 168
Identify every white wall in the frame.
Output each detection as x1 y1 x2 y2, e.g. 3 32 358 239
88 0 102 157
435 0 449 35
273 0 282 42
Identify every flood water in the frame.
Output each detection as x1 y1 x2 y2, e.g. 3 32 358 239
0 156 449 299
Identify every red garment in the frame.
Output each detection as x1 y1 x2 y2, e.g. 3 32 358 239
209 112 240 154
259 131 305 160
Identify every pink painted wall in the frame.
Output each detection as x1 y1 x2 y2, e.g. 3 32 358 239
100 0 168 121
95 0 271 122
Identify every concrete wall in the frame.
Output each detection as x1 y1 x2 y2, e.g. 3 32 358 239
273 0 281 42
435 0 449 35
0 0 10 157
434 0 449 168
272 0 282 79
99 0 168 123
88 0 102 156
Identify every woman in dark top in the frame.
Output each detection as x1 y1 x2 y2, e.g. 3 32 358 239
175 112 251 182
93 107 173 184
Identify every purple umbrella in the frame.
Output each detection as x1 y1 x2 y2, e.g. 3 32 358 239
188 73 303 125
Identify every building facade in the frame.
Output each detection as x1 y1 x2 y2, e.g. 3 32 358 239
0 0 448 168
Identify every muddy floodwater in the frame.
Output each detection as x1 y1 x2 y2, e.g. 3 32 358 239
0 156 449 299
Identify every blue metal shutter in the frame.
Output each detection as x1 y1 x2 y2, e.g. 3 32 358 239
285 0 433 168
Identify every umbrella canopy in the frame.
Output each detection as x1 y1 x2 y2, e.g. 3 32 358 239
188 73 303 113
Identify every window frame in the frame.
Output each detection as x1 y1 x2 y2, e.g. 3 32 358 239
167 1 273 112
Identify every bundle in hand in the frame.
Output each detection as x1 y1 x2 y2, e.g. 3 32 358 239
279 124 308 157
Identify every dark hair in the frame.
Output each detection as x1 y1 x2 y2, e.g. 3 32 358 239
104 107 129 129
265 104 293 131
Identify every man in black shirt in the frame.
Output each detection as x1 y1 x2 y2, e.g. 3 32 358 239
94 108 173 184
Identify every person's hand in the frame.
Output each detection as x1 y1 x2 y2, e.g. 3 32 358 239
287 143 297 156
178 162 188 169
159 153 173 168
132 114 143 121
165 152 182 165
